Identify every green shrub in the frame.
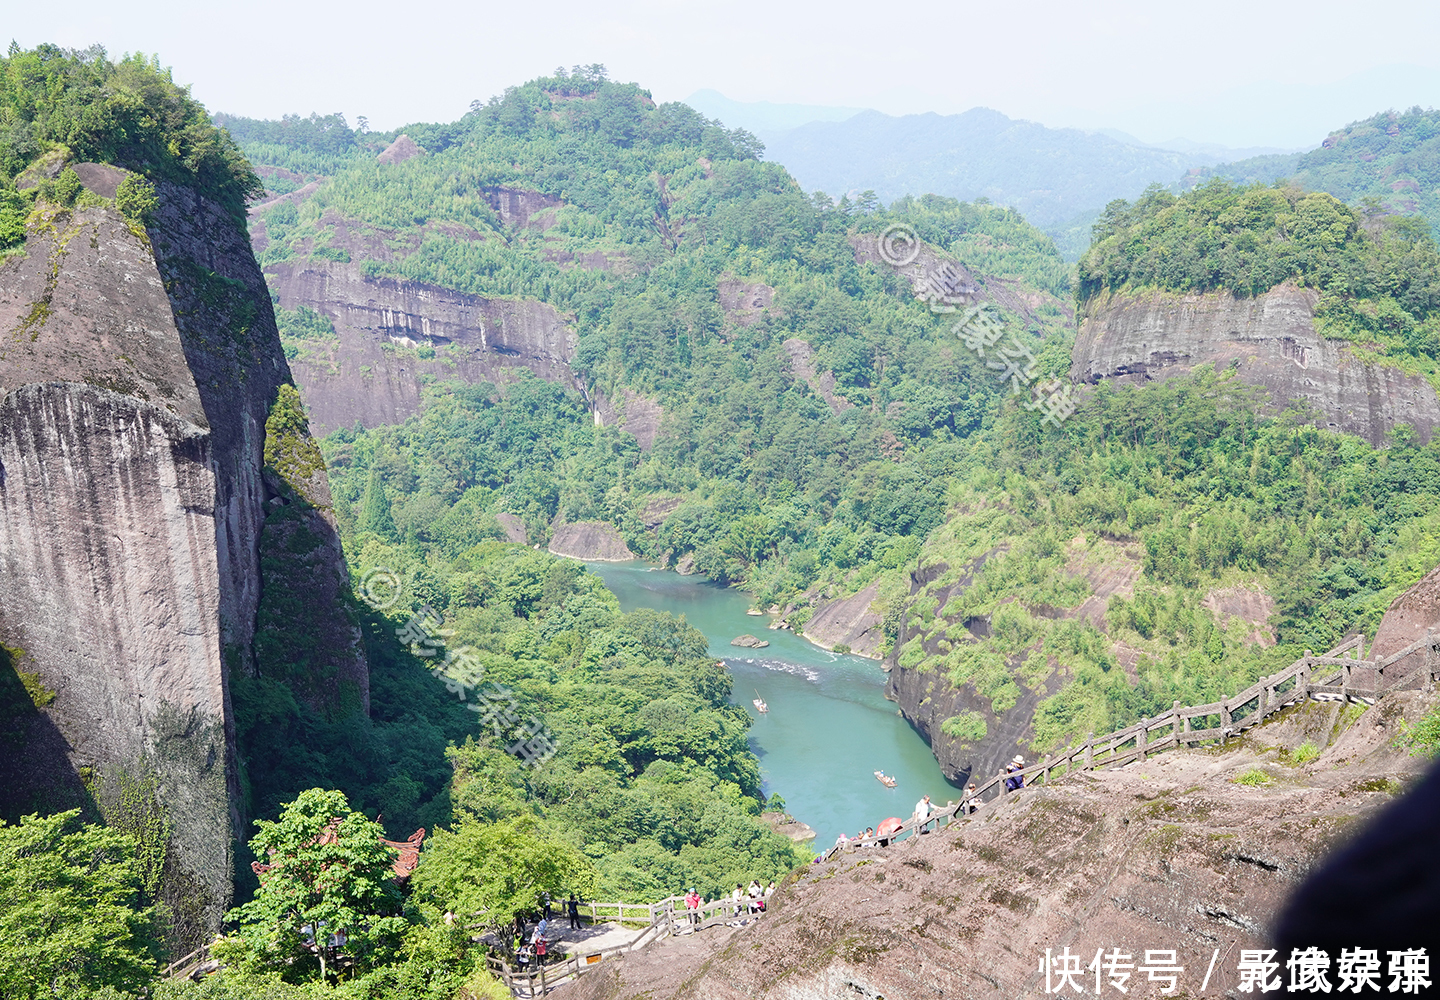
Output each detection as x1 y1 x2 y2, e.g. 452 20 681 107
115 174 157 224
1397 708 1440 758
43 167 81 206
940 710 988 742
1290 740 1320 765
1233 768 1271 787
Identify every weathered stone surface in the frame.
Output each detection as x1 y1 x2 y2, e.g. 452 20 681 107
376 134 422 165
483 186 561 229
760 810 816 843
851 231 1075 330
1202 585 1277 648
801 581 882 658
0 188 364 945
781 338 851 415
495 512 527 544
265 259 578 434
548 520 635 561
1370 561 1440 678
592 387 663 450
71 162 128 198
717 277 773 327
731 634 770 649
555 692 1437 999
1073 285 1440 446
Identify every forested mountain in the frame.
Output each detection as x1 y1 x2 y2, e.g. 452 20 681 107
8 42 1440 999
1190 107 1440 233
221 69 1440 794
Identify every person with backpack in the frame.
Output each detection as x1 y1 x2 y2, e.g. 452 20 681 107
1005 756 1026 791
567 894 581 929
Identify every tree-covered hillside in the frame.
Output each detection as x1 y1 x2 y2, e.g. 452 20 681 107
1079 180 1440 393
226 70 1440 781
0 42 258 244
1190 107 1440 234
225 67 1075 617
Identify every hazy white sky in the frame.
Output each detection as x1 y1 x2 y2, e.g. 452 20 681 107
12 0 1440 149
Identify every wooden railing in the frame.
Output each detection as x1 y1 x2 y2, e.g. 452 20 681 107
489 895 753 997
164 943 213 981
173 628 1440 997
812 628 1440 863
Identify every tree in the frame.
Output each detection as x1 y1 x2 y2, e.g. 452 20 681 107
0 810 158 999
227 789 407 981
411 817 597 940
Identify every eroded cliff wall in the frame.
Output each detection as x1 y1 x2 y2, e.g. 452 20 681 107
1072 284 1440 445
0 177 364 946
264 258 578 434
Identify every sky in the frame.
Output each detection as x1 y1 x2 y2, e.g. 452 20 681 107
11 0 1440 150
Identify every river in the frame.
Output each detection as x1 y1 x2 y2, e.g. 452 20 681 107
586 561 960 850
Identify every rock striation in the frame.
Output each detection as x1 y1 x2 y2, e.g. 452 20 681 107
0 176 363 946
1073 284 1440 446
800 581 883 658
265 259 578 434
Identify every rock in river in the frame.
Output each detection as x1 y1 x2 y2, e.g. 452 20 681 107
731 634 770 648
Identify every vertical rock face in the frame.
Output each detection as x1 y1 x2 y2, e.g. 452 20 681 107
263 259 578 434
0 183 364 944
1072 285 1440 446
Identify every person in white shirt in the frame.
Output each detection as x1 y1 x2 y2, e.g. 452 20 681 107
913 794 931 822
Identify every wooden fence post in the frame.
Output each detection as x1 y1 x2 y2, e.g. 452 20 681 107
1172 701 1181 741
1137 718 1148 760
1084 733 1094 770
1220 697 1231 734
1342 660 1353 702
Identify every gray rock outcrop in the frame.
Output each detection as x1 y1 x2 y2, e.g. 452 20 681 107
801 582 883 658
1073 284 1440 445
548 520 635 561
0 181 364 947
731 635 769 649
265 259 578 434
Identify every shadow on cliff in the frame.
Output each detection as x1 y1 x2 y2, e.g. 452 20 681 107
0 646 97 823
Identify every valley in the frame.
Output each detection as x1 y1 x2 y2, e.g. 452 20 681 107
2 41 1440 1000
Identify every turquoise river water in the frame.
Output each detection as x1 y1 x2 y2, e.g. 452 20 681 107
586 561 960 849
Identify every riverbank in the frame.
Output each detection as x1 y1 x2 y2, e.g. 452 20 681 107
586 561 959 847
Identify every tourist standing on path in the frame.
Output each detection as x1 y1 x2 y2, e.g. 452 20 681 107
1005 755 1025 791
685 887 701 928
913 794 932 833
964 783 979 814
567 894 581 929
732 883 744 918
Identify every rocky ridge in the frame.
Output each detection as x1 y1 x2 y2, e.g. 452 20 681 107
556 688 1438 999
0 169 362 946
1073 284 1440 446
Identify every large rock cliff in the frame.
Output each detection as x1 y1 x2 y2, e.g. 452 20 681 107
263 257 578 435
0 174 363 946
1072 284 1440 446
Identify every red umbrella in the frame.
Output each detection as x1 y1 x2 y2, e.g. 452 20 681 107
876 817 903 837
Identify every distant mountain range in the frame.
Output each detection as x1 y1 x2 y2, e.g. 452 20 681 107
684 93 1313 250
